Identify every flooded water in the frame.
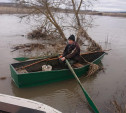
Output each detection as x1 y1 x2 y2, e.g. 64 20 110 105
0 14 126 113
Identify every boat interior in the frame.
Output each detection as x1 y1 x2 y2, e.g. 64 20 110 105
12 52 105 73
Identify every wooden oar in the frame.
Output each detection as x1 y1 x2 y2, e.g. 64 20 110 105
14 57 33 61
82 49 111 55
13 54 60 61
66 59 99 113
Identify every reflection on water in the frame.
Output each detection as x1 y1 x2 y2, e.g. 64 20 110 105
0 15 126 113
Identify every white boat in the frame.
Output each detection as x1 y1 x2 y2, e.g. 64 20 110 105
0 94 62 113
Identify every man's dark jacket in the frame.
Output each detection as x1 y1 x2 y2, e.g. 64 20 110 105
63 42 81 61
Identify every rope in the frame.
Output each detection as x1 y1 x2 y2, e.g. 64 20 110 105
80 55 99 76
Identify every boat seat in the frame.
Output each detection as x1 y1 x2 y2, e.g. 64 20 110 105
73 63 84 68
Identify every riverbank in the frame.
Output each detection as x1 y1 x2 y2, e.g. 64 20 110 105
0 3 126 17
0 6 31 14
86 11 126 18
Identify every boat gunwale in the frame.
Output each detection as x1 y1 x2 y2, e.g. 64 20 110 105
10 52 106 75
0 93 62 113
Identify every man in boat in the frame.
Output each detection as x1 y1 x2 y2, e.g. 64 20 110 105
59 35 81 65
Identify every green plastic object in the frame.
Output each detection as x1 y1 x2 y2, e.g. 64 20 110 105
13 54 59 61
13 57 30 61
66 59 99 113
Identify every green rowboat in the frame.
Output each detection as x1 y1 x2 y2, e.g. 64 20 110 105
10 52 106 88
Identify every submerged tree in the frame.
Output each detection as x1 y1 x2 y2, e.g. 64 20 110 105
66 0 102 51
14 0 102 52
15 0 67 42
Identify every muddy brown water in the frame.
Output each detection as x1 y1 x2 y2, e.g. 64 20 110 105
0 15 126 113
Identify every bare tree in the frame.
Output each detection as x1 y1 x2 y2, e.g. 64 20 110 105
14 0 67 42
14 0 102 52
65 0 102 51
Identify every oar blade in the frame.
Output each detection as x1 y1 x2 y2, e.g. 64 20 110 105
13 57 29 61
82 88 99 113
66 60 99 113
13 54 60 62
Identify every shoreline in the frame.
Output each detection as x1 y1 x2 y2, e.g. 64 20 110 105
0 5 126 18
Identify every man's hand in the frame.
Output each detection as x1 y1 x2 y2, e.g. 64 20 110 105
59 55 63 59
61 57 66 61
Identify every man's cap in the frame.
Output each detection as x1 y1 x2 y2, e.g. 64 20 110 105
68 35 75 41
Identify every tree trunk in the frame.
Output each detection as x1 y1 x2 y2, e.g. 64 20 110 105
71 0 102 51
45 3 67 42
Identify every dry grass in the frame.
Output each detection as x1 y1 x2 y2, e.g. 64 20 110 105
0 6 32 14
111 100 126 113
105 89 126 113
11 43 45 52
27 28 48 40
11 42 65 58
